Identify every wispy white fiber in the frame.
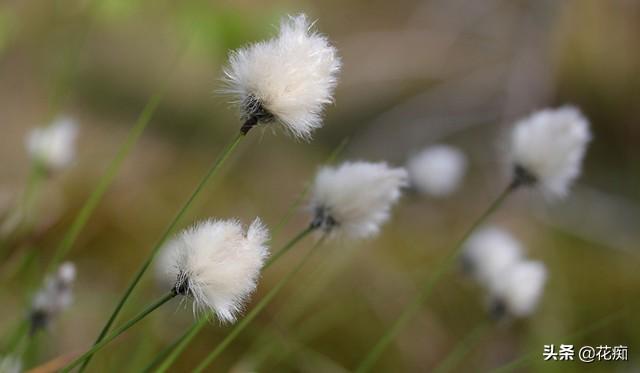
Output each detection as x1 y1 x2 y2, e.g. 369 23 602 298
406 145 467 197
309 161 408 239
510 106 591 198
489 260 547 317
160 218 270 323
0 356 22 373
25 117 78 171
462 226 523 289
30 262 76 332
223 14 341 140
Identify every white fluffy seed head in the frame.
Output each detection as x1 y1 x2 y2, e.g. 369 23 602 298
25 117 78 171
406 145 467 197
30 262 76 332
310 161 408 240
510 106 591 199
223 14 341 140
490 260 547 318
160 218 270 323
462 226 524 289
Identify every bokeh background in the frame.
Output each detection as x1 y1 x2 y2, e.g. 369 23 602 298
1 0 639 371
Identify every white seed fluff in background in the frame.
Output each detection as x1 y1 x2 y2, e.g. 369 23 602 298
462 226 523 289
161 218 270 323
406 145 467 197
30 262 76 333
25 117 78 171
489 260 547 318
310 161 408 240
0 356 22 373
223 14 341 140
510 106 591 198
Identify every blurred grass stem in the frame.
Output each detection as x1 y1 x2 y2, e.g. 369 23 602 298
78 131 245 372
61 291 176 372
355 181 518 372
193 235 327 372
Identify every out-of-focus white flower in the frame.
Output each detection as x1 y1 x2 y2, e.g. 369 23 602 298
25 117 78 171
309 161 408 240
161 218 270 323
30 262 76 333
0 355 22 373
406 145 467 197
489 260 547 318
223 14 341 139
510 106 591 198
462 227 523 289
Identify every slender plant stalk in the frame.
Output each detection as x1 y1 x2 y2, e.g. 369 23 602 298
355 182 518 373
432 321 490 373
3 318 28 355
150 224 317 373
78 132 245 372
490 308 627 373
46 38 191 274
0 163 46 259
61 292 176 372
193 235 327 373
46 92 164 273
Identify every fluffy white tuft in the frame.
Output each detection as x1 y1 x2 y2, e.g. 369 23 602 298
462 226 523 289
161 218 270 323
223 14 341 140
310 161 408 240
510 106 591 198
490 260 547 317
0 356 22 373
407 145 467 197
31 262 76 332
25 117 78 171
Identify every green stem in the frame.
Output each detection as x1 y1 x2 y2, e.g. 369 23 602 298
46 91 164 273
0 163 46 259
355 182 517 373
193 235 327 373
3 318 28 355
489 308 627 373
152 318 205 373
61 292 176 372
149 225 316 373
265 225 315 267
46 37 191 274
433 322 491 373
78 132 245 372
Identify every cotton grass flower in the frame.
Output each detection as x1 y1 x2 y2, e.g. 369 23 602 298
406 145 467 197
30 262 76 334
223 14 341 139
509 106 591 198
462 226 523 289
309 161 408 239
160 218 270 323
489 260 547 318
25 117 78 172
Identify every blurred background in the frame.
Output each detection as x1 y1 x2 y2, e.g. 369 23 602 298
0 0 639 371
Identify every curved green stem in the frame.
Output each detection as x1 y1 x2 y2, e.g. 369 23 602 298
149 225 317 373
433 321 490 373
355 182 517 373
78 132 245 372
193 235 327 372
61 292 176 372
